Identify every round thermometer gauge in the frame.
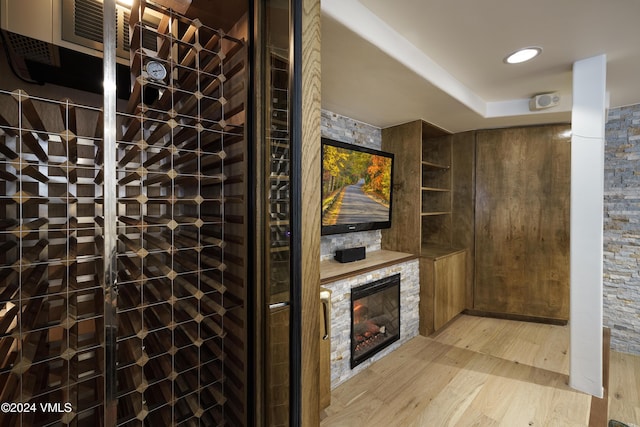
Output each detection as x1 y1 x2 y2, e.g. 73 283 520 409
146 61 167 81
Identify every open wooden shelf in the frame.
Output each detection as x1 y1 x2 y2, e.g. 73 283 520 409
421 211 451 216
422 160 449 170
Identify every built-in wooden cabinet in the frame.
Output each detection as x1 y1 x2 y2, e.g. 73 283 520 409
420 247 467 334
382 120 472 335
381 120 571 330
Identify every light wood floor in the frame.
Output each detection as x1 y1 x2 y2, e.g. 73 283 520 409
321 315 640 427
610 350 640 425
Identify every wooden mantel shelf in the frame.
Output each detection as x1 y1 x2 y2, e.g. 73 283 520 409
320 250 417 285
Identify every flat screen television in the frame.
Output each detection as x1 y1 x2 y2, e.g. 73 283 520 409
321 138 394 236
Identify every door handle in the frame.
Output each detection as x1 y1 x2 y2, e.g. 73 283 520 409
269 302 289 309
320 289 331 340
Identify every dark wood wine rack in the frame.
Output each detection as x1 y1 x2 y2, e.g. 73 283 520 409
0 1 247 425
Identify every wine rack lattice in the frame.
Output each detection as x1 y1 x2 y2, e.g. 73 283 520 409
0 89 106 426
115 2 246 426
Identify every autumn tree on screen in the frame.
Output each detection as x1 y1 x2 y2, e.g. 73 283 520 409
363 155 391 203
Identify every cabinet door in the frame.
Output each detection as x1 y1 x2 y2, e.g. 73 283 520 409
434 251 467 330
419 251 466 335
474 126 570 320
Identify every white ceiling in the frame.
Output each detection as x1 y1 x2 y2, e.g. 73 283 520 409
321 0 640 133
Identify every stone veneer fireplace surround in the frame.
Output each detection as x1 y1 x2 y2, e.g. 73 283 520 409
321 252 419 389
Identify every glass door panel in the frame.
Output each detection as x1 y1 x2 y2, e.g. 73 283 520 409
262 0 293 425
0 0 251 425
114 2 249 425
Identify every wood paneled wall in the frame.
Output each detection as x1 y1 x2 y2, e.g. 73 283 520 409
474 125 571 321
300 0 321 425
381 121 423 254
451 131 476 308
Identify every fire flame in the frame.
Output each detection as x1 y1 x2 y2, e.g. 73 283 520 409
353 301 368 324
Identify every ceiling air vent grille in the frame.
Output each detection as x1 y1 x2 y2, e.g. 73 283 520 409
123 12 158 53
123 12 130 50
4 32 60 66
61 0 159 60
73 0 104 45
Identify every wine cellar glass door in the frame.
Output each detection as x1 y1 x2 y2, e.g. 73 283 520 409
0 0 250 425
260 0 295 424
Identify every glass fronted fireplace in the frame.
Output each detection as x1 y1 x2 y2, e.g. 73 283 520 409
350 274 401 368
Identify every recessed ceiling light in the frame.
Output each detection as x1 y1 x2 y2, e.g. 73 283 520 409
504 47 542 64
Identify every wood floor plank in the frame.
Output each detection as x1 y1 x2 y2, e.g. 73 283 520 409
467 358 536 423
535 322 570 374
411 352 501 426
321 315 600 427
548 383 593 427
609 351 640 425
365 345 474 426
